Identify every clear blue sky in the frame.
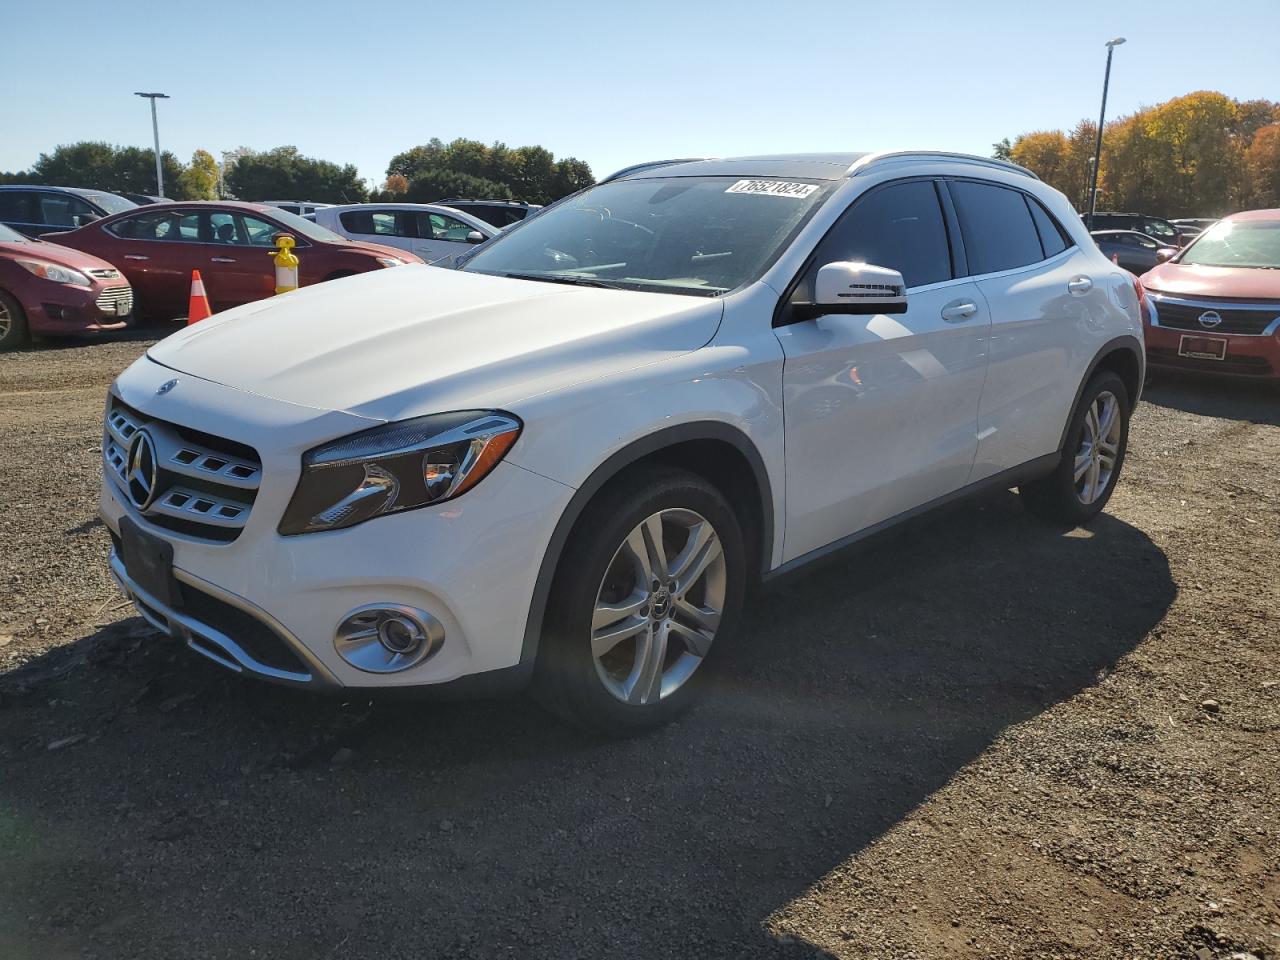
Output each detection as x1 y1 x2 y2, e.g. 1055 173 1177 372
2 0 1277 189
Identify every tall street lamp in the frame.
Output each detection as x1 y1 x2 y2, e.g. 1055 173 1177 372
1086 38 1125 229
134 92 170 197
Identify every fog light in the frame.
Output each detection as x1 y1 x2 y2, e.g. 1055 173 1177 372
334 605 444 673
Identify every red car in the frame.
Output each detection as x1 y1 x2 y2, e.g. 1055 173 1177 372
0 221 133 350
44 201 422 319
1141 209 1280 379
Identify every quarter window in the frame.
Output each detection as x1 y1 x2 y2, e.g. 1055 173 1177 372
794 180 952 301
950 180 1044 275
1027 198 1070 258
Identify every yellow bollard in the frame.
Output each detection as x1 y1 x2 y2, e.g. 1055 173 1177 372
270 233 300 294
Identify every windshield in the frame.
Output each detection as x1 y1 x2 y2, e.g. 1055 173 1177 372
1142 218 1177 242
0 222 28 243
266 207 347 244
1179 219 1280 269
461 175 832 296
87 192 137 215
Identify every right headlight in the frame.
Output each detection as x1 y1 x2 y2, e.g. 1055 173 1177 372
278 411 521 536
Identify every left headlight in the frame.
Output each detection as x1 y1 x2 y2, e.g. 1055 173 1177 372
17 259 92 287
278 411 522 535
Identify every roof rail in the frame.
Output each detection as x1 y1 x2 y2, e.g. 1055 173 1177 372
848 151 1039 180
438 198 533 206
600 158 712 183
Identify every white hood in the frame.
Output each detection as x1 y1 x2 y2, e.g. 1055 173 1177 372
147 265 723 422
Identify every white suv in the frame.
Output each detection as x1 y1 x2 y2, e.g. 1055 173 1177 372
102 152 1144 734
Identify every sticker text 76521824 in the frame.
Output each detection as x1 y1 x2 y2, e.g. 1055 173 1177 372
725 180 820 199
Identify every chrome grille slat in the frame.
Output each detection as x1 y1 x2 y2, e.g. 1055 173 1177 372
104 397 261 542
95 285 134 314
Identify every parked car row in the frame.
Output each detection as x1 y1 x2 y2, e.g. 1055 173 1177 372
0 182 553 348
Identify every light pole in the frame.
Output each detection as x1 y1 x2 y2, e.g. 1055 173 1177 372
1086 38 1125 229
133 92 170 197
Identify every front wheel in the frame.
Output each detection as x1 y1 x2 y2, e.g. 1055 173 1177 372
0 290 29 351
1019 369 1131 524
533 467 745 736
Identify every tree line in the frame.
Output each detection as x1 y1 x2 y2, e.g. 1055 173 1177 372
994 91 1280 216
0 138 597 206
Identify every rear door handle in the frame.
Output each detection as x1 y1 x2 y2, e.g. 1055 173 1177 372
1068 275 1093 295
940 300 979 323
210 257 237 263
123 255 149 261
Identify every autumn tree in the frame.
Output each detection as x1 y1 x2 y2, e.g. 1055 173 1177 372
1244 124 1280 208
178 149 219 199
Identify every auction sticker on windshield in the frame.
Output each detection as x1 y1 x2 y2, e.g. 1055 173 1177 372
725 179 820 198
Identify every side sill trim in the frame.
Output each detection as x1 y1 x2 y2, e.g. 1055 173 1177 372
763 452 1060 584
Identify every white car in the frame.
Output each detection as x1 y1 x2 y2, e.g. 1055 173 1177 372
313 203 496 264
260 201 333 218
101 151 1144 735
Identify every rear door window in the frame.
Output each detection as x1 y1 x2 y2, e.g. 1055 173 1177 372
0 190 38 224
950 180 1045 275
106 210 191 241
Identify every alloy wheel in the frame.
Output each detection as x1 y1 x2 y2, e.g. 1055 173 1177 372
590 508 726 705
1074 390 1121 504
0 300 10 342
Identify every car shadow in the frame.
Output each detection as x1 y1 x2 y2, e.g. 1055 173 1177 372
0 490 1174 959
1142 372 1280 427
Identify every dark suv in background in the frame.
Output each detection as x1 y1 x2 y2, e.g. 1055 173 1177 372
1089 211 1189 246
0 185 136 238
434 198 541 227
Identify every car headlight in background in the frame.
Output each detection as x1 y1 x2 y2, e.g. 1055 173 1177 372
278 411 522 535
16 260 92 286
375 257 405 268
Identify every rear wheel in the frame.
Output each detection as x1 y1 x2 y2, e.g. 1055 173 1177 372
0 290 29 351
1019 370 1130 524
533 467 745 736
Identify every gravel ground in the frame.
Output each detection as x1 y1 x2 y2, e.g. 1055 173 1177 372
1 335 1277 960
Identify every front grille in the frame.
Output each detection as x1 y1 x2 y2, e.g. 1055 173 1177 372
179 583 309 675
95 285 134 315
88 267 121 280
1152 297 1280 336
104 397 262 543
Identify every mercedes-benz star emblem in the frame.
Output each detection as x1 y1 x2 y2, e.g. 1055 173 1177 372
1198 310 1223 329
155 378 179 395
125 430 159 510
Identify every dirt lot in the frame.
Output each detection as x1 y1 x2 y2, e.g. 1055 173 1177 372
1 335 1277 960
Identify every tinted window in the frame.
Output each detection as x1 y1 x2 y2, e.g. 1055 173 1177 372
107 210 189 241
0 190 37 223
340 209 408 237
420 212 477 242
1028 198 1069 257
950 181 1044 274
38 192 96 228
1141 218 1178 243
793 180 951 301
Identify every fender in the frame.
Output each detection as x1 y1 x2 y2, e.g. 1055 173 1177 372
518 421 774 667
1057 334 1145 449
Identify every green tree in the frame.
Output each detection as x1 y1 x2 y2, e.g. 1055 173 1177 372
224 146 367 203
178 149 219 200
991 138 1013 161
386 137 593 204
20 141 186 196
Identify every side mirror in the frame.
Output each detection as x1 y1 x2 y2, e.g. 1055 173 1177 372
1155 247 1176 263
76 213 101 226
795 261 908 320
466 230 486 245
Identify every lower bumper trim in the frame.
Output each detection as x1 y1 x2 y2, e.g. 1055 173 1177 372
108 548 324 687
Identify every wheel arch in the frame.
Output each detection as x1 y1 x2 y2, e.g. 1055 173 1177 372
518 421 774 668
1057 335 1144 449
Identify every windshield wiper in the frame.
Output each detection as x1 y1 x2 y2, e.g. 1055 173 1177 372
503 271 618 289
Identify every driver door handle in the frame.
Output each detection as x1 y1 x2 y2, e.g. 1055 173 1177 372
123 255 149 261
940 300 979 323
210 256 237 263
1068 275 1093 295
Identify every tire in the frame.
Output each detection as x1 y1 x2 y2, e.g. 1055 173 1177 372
1019 369 1130 525
0 289 29 351
533 466 746 736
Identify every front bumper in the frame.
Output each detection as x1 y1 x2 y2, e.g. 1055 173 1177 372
26 281 133 336
103 356 575 691
1144 295 1280 378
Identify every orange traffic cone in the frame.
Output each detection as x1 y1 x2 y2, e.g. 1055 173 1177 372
187 270 212 325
